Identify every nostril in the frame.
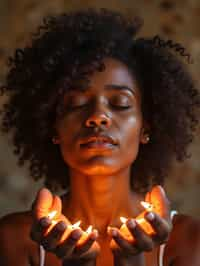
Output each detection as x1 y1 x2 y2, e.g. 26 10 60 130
101 120 107 125
89 121 96 126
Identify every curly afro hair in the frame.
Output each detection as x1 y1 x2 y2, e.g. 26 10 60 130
0 8 199 193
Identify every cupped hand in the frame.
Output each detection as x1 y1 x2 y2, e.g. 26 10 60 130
108 186 172 264
30 188 100 264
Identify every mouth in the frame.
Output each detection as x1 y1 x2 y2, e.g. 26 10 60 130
79 135 118 149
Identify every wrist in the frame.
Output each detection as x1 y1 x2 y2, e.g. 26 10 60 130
114 253 145 266
62 258 96 266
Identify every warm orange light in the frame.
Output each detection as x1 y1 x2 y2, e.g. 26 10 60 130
120 216 128 224
136 201 155 235
140 201 154 211
119 201 155 238
119 217 134 241
72 220 81 229
47 210 57 220
45 210 58 235
77 225 94 246
59 220 82 243
86 225 93 234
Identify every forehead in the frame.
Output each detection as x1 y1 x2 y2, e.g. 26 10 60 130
87 57 137 88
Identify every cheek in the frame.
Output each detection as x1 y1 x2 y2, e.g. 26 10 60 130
120 115 142 163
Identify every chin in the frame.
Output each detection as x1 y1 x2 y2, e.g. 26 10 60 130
78 160 120 176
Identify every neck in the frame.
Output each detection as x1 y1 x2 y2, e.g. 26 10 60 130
63 167 143 235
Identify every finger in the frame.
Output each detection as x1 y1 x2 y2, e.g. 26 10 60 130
55 229 82 259
149 185 170 218
145 191 151 203
126 219 154 252
40 221 67 251
74 229 98 255
51 195 62 219
33 188 54 219
145 212 172 243
108 227 138 254
30 217 52 242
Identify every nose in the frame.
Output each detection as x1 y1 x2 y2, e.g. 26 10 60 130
85 111 111 128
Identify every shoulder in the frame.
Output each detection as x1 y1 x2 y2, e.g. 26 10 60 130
0 211 39 265
0 210 33 241
165 213 200 265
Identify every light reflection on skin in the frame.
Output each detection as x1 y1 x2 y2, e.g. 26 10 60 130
119 201 155 240
46 210 94 244
47 201 155 240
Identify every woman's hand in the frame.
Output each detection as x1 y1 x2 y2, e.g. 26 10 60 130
108 186 172 266
30 188 100 266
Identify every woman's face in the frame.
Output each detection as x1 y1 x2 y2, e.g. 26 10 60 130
55 57 145 176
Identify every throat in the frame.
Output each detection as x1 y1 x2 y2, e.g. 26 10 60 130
64 169 143 234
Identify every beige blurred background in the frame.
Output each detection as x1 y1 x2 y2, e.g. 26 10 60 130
0 0 199 218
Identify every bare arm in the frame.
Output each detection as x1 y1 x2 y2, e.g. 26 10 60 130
167 214 200 266
0 212 35 266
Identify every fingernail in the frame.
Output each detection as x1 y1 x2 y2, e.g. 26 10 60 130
146 212 155 221
127 219 136 229
40 217 51 227
57 222 66 231
71 230 82 240
110 228 118 237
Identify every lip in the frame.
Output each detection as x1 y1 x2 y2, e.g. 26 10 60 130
79 134 118 149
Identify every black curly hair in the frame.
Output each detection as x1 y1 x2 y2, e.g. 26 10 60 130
0 8 199 193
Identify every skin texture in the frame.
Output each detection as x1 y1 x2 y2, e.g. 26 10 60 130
0 57 200 266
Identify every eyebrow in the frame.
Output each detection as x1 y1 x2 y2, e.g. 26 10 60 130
104 84 136 95
68 84 136 94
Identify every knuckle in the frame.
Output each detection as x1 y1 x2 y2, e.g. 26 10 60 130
56 248 70 259
141 241 154 251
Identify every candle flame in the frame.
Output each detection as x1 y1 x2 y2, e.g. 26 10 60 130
47 210 57 220
140 201 153 210
120 216 128 223
72 220 81 228
86 225 93 234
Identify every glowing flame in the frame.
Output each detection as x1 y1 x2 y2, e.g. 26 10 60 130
86 225 93 234
120 216 128 223
47 210 57 220
72 220 81 229
140 201 153 211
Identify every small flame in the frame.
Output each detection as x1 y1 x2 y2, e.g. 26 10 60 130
47 210 57 220
86 225 93 234
72 220 81 229
140 201 153 210
120 216 128 223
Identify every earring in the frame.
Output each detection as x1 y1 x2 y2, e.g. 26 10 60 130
145 135 150 143
52 136 59 144
141 134 150 144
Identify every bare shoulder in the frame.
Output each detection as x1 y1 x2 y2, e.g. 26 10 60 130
0 210 33 242
0 211 39 266
165 213 200 265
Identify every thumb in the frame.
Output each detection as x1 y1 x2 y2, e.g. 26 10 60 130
33 188 54 219
149 185 170 218
50 195 62 219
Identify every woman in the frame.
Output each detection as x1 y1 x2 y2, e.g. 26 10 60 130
0 8 199 266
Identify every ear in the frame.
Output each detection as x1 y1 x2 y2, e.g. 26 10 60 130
140 120 151 144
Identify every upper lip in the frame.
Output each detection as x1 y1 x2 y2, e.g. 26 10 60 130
79 134 118 146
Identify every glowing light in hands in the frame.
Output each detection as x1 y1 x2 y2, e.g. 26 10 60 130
140 201 154 211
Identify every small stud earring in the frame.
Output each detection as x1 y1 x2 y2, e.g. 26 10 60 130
141 134 150 144
52 136 59 144
145 135 150 143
